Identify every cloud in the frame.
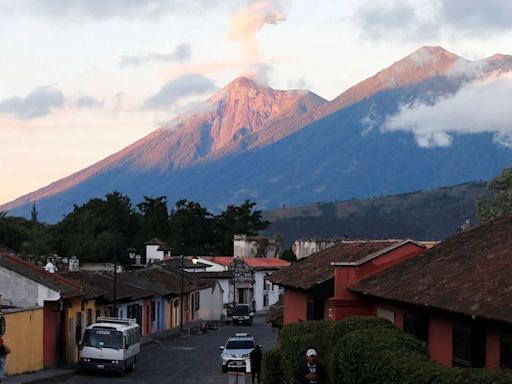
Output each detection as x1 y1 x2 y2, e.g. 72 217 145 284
142 73 217 110
75 95 103 108
0 86 65 119
354 0 438 40
352 0 512 41
440 0 512 33
16 0 215 20
119 43 191 67
383 73 512 148
228 1 286 63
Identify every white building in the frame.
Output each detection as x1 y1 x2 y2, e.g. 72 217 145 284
145 238 172 264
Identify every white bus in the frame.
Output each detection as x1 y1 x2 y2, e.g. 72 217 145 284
79 317 140 375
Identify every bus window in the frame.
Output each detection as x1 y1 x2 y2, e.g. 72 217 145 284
82 328 123 349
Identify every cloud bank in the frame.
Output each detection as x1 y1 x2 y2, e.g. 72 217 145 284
383 73 512 148
120 43 191 67
142 73 217 109
0 86 65 119
354 0 512 40
14 0 214 20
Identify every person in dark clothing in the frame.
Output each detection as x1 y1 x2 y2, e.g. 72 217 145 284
295 348 326 384
250 344 263 384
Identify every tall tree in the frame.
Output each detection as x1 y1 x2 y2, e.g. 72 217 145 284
30 202 38 223
216 200 270 255
477 167 512 222
136 196 170 245
168 199 216 255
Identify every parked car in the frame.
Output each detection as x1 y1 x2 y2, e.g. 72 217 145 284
219 333 255 373
232 304 254 325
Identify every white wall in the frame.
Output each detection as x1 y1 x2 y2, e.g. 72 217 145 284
146 244 167 263
0 266 60 306
253 270 283 311
292 239 336 260
196 284 223 321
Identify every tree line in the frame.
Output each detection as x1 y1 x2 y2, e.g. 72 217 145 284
0 193 269 264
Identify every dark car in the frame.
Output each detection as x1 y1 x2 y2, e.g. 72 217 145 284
232 304 254 325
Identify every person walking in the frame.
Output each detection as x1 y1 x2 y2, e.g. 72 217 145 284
0 337 11 382
250 344 262 384
295 348 326 384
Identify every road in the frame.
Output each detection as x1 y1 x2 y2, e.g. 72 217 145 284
64 315 277 384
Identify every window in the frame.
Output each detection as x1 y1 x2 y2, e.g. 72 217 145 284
96 309 101 319
195 292 200 310
376 308 395 323
403 312 428 342
500 335 512 369
151 301 156 322
452 322 486 368
263 294 269 307
86 308 93 326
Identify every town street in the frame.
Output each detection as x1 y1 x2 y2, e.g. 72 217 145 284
63 315 277 384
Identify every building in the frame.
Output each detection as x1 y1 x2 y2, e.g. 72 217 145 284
348 213 512 369
233 234 282 258
268 240 424 325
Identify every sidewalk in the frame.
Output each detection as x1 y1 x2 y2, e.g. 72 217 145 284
2 318 230 384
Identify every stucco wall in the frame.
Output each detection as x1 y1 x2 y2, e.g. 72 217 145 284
0 267 60 307
197 285 223 321
283 288 307 325
3 307 44 375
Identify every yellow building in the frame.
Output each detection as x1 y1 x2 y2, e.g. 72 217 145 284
2 307 44 375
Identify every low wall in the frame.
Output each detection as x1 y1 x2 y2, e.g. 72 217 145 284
2 307 44 375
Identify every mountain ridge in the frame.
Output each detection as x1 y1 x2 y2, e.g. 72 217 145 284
3 46 512 222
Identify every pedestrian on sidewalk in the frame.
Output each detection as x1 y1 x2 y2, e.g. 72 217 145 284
295 348 326 384
0 337 11 382
250 344 262 384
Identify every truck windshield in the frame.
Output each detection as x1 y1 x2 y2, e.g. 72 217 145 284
235 305 249 315
82 328 123 349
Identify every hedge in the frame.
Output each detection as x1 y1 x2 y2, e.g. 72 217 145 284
261 316 512 384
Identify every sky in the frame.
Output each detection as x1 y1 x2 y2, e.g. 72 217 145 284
1 0 512 205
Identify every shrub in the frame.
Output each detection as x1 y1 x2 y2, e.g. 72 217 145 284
262 347 283 384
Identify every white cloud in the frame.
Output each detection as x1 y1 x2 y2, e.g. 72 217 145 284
142 74 217 110
383 73 512 148
119 43 191 67
0 86 65 119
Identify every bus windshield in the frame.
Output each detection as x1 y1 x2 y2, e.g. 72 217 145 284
82 328 123 349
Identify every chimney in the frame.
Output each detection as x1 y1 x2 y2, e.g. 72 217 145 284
69 256 79 272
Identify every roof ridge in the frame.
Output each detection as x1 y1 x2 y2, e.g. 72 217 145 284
1 253 82 290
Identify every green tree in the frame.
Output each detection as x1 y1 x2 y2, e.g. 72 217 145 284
53 192 139 262
215 200 270 255
279 248 297 262
30 202 38 223
136 195 170 245
477 167 512 222
168 199 217 255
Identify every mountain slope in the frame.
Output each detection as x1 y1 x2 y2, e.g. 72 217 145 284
3 46 512 223
263 181 486 247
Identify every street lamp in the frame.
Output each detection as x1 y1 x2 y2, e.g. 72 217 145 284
113 241 137 317
179 253 198 332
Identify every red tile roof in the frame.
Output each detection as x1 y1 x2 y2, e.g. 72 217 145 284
199 256 290 270
268 240 409 291
349 214 512 324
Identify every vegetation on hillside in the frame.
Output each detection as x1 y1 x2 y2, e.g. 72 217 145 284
477 167 512 222
264 181 487 245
